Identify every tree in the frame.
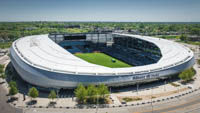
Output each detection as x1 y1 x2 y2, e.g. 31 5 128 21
48 90 57 102
180 35 188 42
9 85 18 96
190 28 200 35
74 84 87 104
28 87 39 100
9 80 17 88
179 68 195 81
97 84 109 104
98 84 109 99
8 81 18 100
87 84 98 104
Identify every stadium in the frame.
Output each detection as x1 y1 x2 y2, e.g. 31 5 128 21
10 33 195 90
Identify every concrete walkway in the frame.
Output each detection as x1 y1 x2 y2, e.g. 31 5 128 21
110 94 121 105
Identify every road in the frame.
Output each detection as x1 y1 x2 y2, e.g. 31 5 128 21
136 92 200 113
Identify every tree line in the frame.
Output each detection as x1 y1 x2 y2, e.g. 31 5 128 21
0 22 200 42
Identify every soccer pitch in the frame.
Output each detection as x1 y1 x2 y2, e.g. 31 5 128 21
74 53 132 68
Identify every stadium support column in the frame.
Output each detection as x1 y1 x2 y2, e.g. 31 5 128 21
126 37 128 48
91 34 93 42
55 34 57 43
97 33 100 48
106 33 107 42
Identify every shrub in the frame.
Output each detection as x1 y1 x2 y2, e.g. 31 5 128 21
122 97 142 102
0 64 4 74
169 82 180 87
198 59 200 65
179 68 195 81
1 73 6 79
123 97 133 102
132 97 142 101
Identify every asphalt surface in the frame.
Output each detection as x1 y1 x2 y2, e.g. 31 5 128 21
142 93 200 113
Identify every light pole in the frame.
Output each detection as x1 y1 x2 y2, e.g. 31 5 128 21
96 94 99 113
164 80 166 92
177 86 180 100
137 83 139 95
151 87 154 113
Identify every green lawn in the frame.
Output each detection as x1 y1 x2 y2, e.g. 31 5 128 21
0 42 12 49
176 40 200 46
156 35 180 39
74 53 132 68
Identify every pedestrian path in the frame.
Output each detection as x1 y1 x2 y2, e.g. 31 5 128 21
110 94 121 105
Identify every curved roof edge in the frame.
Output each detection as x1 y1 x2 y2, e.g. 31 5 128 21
11 34 194 76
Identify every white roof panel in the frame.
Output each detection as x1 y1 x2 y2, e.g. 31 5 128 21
13 34 194 76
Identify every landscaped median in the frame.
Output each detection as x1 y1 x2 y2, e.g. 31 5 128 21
117 87 188 104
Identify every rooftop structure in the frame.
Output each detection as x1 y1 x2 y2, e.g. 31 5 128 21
10 33 195 89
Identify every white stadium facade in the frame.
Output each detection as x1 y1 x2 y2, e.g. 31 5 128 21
10 33 195 90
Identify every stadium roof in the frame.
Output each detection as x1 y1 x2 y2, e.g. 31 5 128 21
13 34 193 76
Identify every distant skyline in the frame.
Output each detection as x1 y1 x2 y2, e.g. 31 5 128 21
0 0 200 22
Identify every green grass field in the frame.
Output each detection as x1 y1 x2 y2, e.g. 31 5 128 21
74 53 132 68
0 42 12 49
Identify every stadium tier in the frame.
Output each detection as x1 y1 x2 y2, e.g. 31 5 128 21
10 33 195 89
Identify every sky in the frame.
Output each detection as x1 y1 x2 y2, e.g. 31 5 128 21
0 0 200 22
